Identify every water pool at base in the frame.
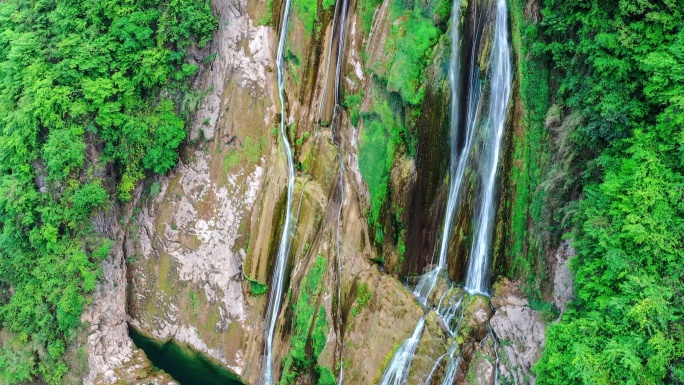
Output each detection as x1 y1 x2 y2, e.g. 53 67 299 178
129 327 245 385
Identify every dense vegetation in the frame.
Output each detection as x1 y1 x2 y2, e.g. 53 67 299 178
530 1 684 383
0 0 216 383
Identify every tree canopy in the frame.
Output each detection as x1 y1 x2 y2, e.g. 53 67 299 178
534 1 684 383
0 0 216 383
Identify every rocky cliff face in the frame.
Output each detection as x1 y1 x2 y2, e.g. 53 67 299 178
82 203 176 384
83 0 572 383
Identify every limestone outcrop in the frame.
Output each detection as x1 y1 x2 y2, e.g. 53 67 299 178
489 279 546 385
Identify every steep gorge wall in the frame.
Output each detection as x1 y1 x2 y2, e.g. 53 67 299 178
107 0 427 382
82 0 576 383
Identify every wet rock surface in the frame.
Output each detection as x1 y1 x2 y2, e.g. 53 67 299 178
489 279 546 385
83 207 176 384
552 240 575 316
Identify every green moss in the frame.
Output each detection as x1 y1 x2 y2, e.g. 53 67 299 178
377 341 404 381
224 149 241 172
350 283 372 317
358 86 404 239
322 0 335 10
356 0 446 249
384 10 440 106
343 90 365 127
257 0 274 26
311 306 329 357
244 136 267 164
157 253 173 296
316 366 336 385
508 0 551 296
249 278 268 296
224 136 267 173
279 256 330 384
293 0 333 35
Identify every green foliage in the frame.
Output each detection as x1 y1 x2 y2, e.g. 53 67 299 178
293 0 334 36
533 1 684 384
0 0 217 382
316 365 336 385
142 101 188 174
280 256 331 384
529 299 559 324
323 0 336 11
540 0 682 147
43 127 87 181
257 0 275 26
535 129 684 384
343 90 365 127
224 149 241 172
0 334 40 385
384 9 439 106
244 274 268 296
285 49 302 67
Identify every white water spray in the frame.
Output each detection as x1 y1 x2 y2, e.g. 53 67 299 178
379 317 426 385
464 0 511 295
380 0 512 381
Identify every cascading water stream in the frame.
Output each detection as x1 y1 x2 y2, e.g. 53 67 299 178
319 0 351 382
414 0 487 305
464 0 511 295
261 1 296 384
380 0 470 381
380 0 512 382
379 317 427 385
437 1 512 383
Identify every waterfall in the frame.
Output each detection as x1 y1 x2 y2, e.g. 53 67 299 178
261 0 296 383
319 0 351 382
379 0 512 381
415 0 487 302
379 317 426 385
414 0 469 307
464 0 511 295
438 0 512 383
380 0 467 380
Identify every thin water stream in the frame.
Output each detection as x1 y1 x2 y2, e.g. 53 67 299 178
320 0 351 382
261 0 297 383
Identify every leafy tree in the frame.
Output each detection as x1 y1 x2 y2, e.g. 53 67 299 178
0 0 217 383
534 1 684 384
